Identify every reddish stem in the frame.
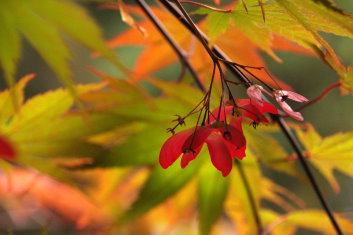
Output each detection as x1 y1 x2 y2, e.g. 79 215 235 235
224 79 248 86
179 0 232 13
296 82 341 111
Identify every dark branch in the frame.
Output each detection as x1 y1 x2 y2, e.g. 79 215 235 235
276 117 343 234
235 159 263 234
160 0 253 86
135 0 206 92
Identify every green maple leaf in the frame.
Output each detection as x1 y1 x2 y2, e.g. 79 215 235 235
196 0 353 77
0 0 128 101
295 124 353 193
245 126 304 179
198 160 230 235
262 209 353 235
0 76 116 177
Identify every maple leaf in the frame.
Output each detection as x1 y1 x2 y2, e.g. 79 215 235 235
0 0 127 102
195 0 316 59
272 0 353 93
118 0 147 37
197 0 353 93
294 124 353 193
317 47 353 94
0 75 126 178
104 5 313 89
0 73 35 122
200 0 353 54
244 125 304 179
81 74 208 167
261 178 306 212
340 66 353 93
262 209 353 235
0 168 109 230
224 147 305 235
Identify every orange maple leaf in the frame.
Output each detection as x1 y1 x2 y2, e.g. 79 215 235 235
104 5 313 90
0 168 110 231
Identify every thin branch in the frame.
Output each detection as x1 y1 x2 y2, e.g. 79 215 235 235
135 0 206 92
235 159 263 234
170 0 217 59
178 0 232 13
276 117 344 235
295 82 341 111
159 1 344 234
160 0 253 85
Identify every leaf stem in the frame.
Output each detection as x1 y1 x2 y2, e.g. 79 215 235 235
159 1 344 234
170 0 217 60
159 0 253 86
295 82 341 111
178 0 232 13
135 0 206 92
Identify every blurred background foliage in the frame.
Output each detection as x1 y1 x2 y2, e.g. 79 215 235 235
1 0 353 234
4 0 353 135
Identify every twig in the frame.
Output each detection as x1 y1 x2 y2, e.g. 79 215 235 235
170 0 217 59
295 82 341 111
135 0 206 92
178 0 232 13
235 159 263 234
